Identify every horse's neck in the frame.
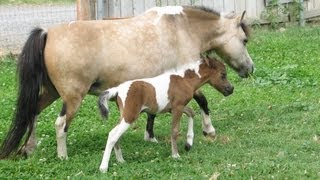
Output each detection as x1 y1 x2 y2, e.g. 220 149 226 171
186 15 229 52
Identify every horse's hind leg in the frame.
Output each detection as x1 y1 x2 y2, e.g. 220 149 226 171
193 90 216 139
20 87 59 156
55 94 83 159
144 113 158 143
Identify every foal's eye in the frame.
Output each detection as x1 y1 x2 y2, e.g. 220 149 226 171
243 39 248 45
221 73 226 79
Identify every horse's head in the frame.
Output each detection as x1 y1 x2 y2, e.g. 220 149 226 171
213 11 254 78
204 57 233 96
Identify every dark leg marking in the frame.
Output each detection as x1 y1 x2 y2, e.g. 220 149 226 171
146 114 156 138
193 93 210 115
59 103 68 132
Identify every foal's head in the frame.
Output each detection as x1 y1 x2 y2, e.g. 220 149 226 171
203 57 233 96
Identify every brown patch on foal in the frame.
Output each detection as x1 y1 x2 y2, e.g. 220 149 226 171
122 81 158 124
167 74 195 108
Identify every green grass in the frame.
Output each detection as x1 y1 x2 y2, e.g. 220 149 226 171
1 26 320 179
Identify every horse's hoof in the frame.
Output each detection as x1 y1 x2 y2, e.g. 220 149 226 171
144 137 158 143
18 145 35 158
203 131 216 140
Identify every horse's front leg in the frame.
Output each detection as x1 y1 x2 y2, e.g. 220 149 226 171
193 90 216 139
144 113 158 143
55 94 83 159
171 106 184 158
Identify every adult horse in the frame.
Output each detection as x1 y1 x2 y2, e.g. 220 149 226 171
0 6 253 159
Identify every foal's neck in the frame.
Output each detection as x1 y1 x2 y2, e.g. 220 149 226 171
181 63 210 91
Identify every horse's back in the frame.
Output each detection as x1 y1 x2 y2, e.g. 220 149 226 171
43 11 199 97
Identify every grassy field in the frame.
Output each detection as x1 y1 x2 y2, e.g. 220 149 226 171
0 26 320 179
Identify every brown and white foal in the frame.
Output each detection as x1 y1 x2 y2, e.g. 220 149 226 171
98 57 233 173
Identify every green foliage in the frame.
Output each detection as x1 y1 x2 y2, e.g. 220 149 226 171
261 0 286 29
261 0 303 29
0 26 320 178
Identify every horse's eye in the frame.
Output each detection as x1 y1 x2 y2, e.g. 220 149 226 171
243 39 248 45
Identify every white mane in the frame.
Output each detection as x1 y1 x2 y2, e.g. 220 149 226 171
146 6 184 25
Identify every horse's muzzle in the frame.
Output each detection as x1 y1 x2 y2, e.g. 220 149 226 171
238 65 254 78
223 86 234 96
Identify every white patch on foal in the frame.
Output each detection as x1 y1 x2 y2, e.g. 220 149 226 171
144 75 170 112
100 119 130 173
186 116 194 147
112 60 203 115
147 6 184 25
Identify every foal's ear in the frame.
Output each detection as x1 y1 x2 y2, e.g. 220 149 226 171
203 57 210 66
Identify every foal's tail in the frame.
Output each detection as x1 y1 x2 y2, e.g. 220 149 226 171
0 28 48 159
98 88 118 119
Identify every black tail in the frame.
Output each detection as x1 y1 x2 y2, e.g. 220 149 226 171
0 27 48 159
98 91 110 119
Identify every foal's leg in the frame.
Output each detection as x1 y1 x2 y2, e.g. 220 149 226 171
193 90 216 139
19 87 59 156
183 107 195 151
100 119 130 173
114 142 125 163
171 106 184 158
144 113 158 143
55 94 83 159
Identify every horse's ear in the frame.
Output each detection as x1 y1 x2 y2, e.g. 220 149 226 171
238 10 246 23
241 10 246 21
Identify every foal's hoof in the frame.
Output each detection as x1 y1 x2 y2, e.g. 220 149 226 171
184 143 192 151
57 155 69 160
99 166 108 173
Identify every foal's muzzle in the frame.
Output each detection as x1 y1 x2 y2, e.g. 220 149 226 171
223 86 234 96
